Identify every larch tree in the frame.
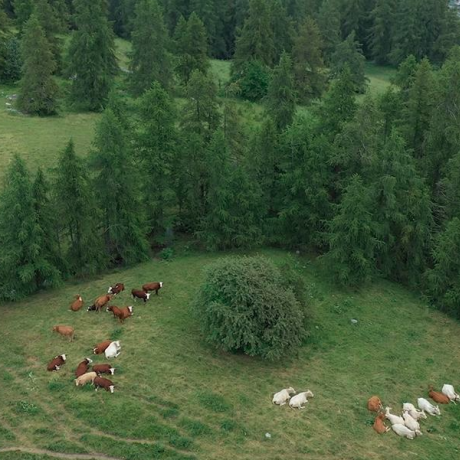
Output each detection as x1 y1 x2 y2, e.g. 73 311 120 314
129 0 173 95
17 14 59 116
66 0 118 111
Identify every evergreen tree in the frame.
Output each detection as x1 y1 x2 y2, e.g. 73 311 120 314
17 14 59 116
181 70 221 142
369 0 395 64
129 0 173 95
292 16 325 102
137 82 178 236
1 37 22 84
236 59 271 102
425 217 460 317
0 156 62 300
232 0 276 74
316 0 341 63
54 140 105 275
48 0 69 32
13 0 33 31
174 12 209 85
270 0 294 62
66 0 118 111
91 109 149 264
0 0 10 75
330 32 367 93
266 52 296 131
440 152 460 221
161 0 189 35
325 174 381 286
377 87 404 140
392 54 418 96
433 5 460 64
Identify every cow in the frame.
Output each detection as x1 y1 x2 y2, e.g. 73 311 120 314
428 385 450 405
442 384 460 403
367 396 383 412
131 289 150 303
273 387 295 406
373 413 390 434
417 398 441 416
94 376 115 393
47 354 66 371
107 305 133 323
75 371 97 386
391 424 417 439
92 364 115 375
289 391 314 409
52 325 75 342
88 294 114 312
105 341 121 359
108 283 125 295
75 358 93 377
142 282 163 295
93 340 112 355
384 407 404 425
70 295 83 312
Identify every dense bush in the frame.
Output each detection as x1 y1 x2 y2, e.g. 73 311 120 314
192 256 307 360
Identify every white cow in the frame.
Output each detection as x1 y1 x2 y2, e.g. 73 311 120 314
442 384 459 403
105 341 121 359
402 403 427 420
289 390 314 409
272 387 295 405
391 424 417 439
75 371 97 386
385 407 404 425
417 398 441 416
403 412 422 435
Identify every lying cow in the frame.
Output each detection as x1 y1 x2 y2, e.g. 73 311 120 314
108 283 125 295
93 340 112 355
94 376 115 393
92 364 115 375
47 354 66 371
105 341 121 359
75 358 93 377
131 289 150 303
107 305 133 323
70 295 83 312
75 371 97 386
142 282 163 295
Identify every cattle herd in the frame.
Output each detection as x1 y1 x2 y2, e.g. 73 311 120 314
47 281 163 394
367 385 460 439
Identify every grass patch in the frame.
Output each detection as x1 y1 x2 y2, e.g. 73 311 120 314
178 418 213 437
197 391 233 413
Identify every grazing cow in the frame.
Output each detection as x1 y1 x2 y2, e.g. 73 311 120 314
70 295 83 312
52 325 75 342
88 294 114 312
289 390 314 409
47 354 66 371
428 385 450 404
442 384 460 403
367 396 383 412
142 282 163 295
75 358 93 377
391 424 417 439
384 407 404 425
373 413 390 434
272 387 295 405
417 398 441 416
108 283 125 295
94 376 115 393
131 289 150 303
75 371 97 386
403 412 422 435
93 340 112 355
107 305 133 323
403 403 427 421
92 364 115 375
105 341 121 359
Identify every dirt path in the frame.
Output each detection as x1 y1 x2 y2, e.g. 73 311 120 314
0 446 123 460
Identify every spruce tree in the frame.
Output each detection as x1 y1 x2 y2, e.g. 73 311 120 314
392 54 418 96
66 0 117 111
13 0 33 31
0 156 62 300
91 109 149 264
266 52 296 132
292 16 325 102
440 152 460 221
0 0 9 74
270 0 294 62
54 140 105 275
174 12 209 85
17 14 59 116
136 82 178 236
316 0 341 63
378 87 404 141
48 0 69 32
190 0 224 57
369 0 395 65
330 32 367 93
129 0 173 95
433 6 460 64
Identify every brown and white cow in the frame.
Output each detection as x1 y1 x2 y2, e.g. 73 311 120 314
93 340 112 355
70 295 83 311
108 283 125 295
107 305 133 323
131 289 150 303
92 364 115 375
88 294 114 312
142 282 163 295
47 354 66 371
75 358 93 377
94 376 115 393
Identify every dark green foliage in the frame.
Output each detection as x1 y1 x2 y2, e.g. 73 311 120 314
13 0 33 30
66 0 118 111
316 0 341 63
440 152 460 221
330 32 367 93
0 156 62 300
129 0 173 95
54 140 105 275
91 109 150 265
0 36 22 83
270 0 294 61
35 0 62 72
369 0 395 65
235 59 270 102
174 13 209 85
425 218 460 317
292 16 326 102
378 87 404 140
0 0 10 76
340 0 372 54
192 256 307 360
17 14 59 115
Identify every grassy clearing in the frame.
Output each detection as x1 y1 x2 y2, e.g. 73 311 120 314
365 62 396 95
0 249 459 460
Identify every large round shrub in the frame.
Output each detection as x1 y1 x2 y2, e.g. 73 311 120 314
192 256 307 360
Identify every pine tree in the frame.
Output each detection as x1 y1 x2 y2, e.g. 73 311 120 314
325 174 381 286
129 0 173 95
440 152 460 221
369 0 395 65
0 156 62 300
392 54 418 96
377 87 404 140
181 70 221 142
13 0 33 31
54 140 105 275
433 5 460 64
292 16 325 102
266 52 296 131
330 32 367 93
91 109 149 264
174 12 209 85
232 0 276 74
136 82 178 236
48 0 69 32
66 0 118 111
161 0 189 34
316 0 341 63
17 14 59 115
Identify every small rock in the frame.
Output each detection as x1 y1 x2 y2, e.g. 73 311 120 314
265 432 272 439
350 319 358 325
